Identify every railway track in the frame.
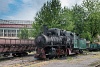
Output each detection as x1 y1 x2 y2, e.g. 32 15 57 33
0 56 13 61
0 53 40 67
95 64 100 67
0 54 34 60
0 53 68 67
0 52 100 67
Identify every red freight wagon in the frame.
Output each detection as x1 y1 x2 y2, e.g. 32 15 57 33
0 38 35 57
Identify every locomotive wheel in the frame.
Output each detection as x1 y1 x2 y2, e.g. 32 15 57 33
66 49 69 56
79 49 83 54
3 54 10 57
64 53 68 57
48 55 54 59
16 53 22 57
22 52 28 56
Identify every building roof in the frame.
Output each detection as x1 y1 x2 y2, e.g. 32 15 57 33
0 19 33 24
0 24 32 28
0 19 33 28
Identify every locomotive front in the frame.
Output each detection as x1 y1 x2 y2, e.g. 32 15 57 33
34 27 71 59
35 28 64 47
35 26 87 59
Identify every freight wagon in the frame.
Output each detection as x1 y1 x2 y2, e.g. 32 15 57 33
0 38 35 57
88 42 100 51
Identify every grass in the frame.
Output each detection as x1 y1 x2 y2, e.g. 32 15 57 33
66 56 74 61
89 60 100 66
88 52 100 66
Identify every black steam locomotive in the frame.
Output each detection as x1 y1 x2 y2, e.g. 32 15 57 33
35 26 86 59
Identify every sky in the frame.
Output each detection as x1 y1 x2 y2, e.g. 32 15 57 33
0 0 83 20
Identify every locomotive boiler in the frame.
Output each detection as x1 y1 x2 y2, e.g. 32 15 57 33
35 26 87 59
35 28 70 47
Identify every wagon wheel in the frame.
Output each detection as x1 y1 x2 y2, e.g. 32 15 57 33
3 54 10 57
22 52 28 56
12 53 17 57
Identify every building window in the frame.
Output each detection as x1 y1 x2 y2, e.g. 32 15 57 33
12 33 16 37
4 30 17 37
0 29 3 36
8 30 12 37
4 30 8 37
12 30 16 37
8 30 16 37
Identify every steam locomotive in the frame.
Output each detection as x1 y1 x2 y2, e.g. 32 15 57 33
35 26 87 59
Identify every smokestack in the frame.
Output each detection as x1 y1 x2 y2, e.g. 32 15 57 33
43 25 48 35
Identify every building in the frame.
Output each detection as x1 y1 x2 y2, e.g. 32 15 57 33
0 19 33 38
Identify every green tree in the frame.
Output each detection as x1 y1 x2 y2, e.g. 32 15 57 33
72 4 86 34
83 0 100 13
60 7 74 31
32 0 62 37
82 0 100 41
19 28 29 39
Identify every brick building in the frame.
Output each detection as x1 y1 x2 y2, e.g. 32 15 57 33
0 19 33 38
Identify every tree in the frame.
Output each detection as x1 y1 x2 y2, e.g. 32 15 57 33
32 0 100 42
19 28 29 39
60 7 74 31
82 0 100 41
83 0 100 13
32 0 62 37
72 4 86 34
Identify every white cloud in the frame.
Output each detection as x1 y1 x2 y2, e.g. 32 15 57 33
5 0 84 20
6 0 48 20
60 0 83 8
0 0 14 13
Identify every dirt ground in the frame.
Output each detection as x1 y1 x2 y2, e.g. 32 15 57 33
0 51 100 67
41 52 100 67
0 53 36 67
